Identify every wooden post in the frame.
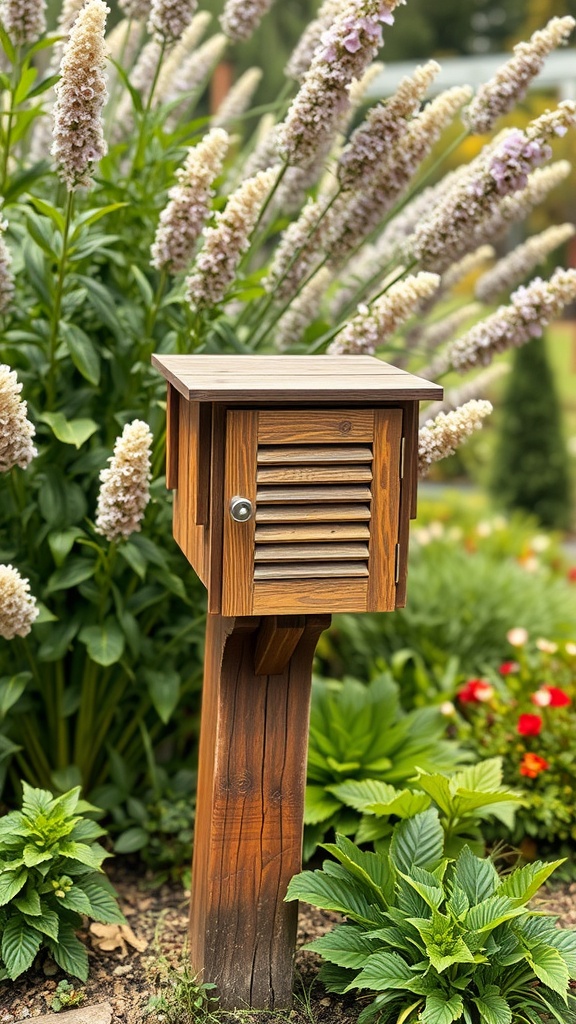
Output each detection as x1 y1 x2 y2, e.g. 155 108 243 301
189 613 330 1010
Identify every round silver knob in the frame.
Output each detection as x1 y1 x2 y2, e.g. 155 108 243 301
230 496 254 522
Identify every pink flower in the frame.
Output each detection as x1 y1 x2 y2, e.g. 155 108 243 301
457 679 494 703
517 713 543 736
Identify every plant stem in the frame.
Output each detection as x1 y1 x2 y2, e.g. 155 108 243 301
55 660 69 769
0 46 21 194
131 40 166 176
46 189 74 409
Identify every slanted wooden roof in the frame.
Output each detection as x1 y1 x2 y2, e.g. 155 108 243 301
152 355 443 403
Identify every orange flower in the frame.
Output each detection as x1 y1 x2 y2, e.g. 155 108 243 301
520 752 549 778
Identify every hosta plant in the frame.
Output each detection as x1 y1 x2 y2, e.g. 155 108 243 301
332 757 522 858
305 674 464 857
0 783 124 981
287 816 576 1024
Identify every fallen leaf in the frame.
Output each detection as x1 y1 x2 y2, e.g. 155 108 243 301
120 924 148 953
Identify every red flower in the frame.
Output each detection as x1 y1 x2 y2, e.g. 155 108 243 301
457 679 494 703
544 685 571 707
568 567 576 583
517 713 543 736
499 661 519 675
520 752 549 778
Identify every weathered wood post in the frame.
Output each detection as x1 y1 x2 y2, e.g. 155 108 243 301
152 355 442 1010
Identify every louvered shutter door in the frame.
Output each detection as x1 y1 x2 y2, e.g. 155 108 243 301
222 408 403 616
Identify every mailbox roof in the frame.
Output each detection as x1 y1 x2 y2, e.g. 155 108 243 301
152 355 443 403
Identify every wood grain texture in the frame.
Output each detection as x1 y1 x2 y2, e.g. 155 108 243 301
396 402 419 608
257 484 372 504
166 384 179 490
254 616 305 675
173 397 208 585
258 409 374 444
254 542 369 562
252 579 368 614
189 613 330 1009
152 354 443 403
222 410 258 617
196 403 212 526
367 408 403 612
255 523 370 542
207 404 226 614
254 562 369 580
257 445 373 464
256 464 372 484
256 503 371 522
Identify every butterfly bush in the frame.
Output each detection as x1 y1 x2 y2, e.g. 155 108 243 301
0 564 39 640
0 0 575 809
475 223 576 303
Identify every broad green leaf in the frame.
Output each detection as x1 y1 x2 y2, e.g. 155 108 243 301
48 528 84 568
285 870 384 927
322 835 393 901
304 785 342 825
413 772 454 816
13 887 41 916
26 194 65 233
329 779 399 813
307 924 381 969
353 950 414 992
57 840 107 869
81 880 126 924
0 869 27 905
422 994 464 1024
24 907 59 941
454 847 498 905
526 943 570 999
497 860 565 906
46 557 95 593
118 542 147 579
143 668 180 724
1 915 42 979
465 895 525 933
389 809 444 874
0 672 30 720
451 759 504 793
22 845 54 867
473 987 512 1024
47 921 89 981
397 871 444 911
79 620 125 667
60 321 101 385
114 826 149 854
59 886 93 915
39 412 98 449
451 789 522 818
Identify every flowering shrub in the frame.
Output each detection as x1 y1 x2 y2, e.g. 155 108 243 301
455 632 576 860
0 1 575 814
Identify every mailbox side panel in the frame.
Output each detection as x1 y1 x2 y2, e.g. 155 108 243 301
173 396 209 586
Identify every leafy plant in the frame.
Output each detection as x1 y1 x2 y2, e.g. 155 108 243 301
332 757 522 858
455 633 576 865
287 819 576 1024
49 979 85 1012
305 674 464 857
0 783 124 981
146 953 219 1023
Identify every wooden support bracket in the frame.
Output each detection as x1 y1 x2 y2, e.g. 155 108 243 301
189 613 331 1010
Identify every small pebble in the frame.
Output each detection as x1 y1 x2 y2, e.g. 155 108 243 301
112 966 133 977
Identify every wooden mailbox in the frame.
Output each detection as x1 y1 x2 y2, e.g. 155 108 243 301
152 354 442 1009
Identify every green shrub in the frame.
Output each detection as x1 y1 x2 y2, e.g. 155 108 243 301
332 758 522 859
491 335 573 530
0 784 124 981
287 823 576 1024
305 675 464 858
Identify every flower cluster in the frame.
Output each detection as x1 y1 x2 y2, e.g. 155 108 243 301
0 0 46 45
151 128 229 273
0 364 37 472
329 271 439 354
285 0 341 82
0 564 38 640
463 17 575 134
155 12 212 103
278 0 403 168
118 0 151 15
95 420 153 542
212 68 263 128
148 0 197 43
457 679 494 703
51 0 110 191
447 267 576 373
418 400 493 478
220 0 274 42
0 214 14 314
187 168 277 309
475 223 575 303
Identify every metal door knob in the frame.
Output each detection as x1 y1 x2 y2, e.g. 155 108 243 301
230 496 254 522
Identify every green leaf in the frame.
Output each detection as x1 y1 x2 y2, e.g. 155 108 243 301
46 557 95 593
48 528 85 568
23 846 53 867
0 672 30 720
26 194 65 233
389 809 444 874
0 869 27 905
13 887 41 916
328 779 400 812
473 987 512 1024
114 827 149 854
422 994 464 1024
60 321 101 385
451 759 504 793
353 951 414 992
307 924 381 969
454 846 498 905
24 907 59 941
465 895 525 933
118 542 147 579
526 943 570 999
59 886 93 916
39 412 98 449
79 620 125 667
1 915 42 979
285 870 384 927
81 880 126 924
497 860 565 907
304 785 342 825
322 835 393 901
143 668 180 724
47 921 88 981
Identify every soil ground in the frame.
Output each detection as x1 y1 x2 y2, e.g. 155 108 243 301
1 867 575 1024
